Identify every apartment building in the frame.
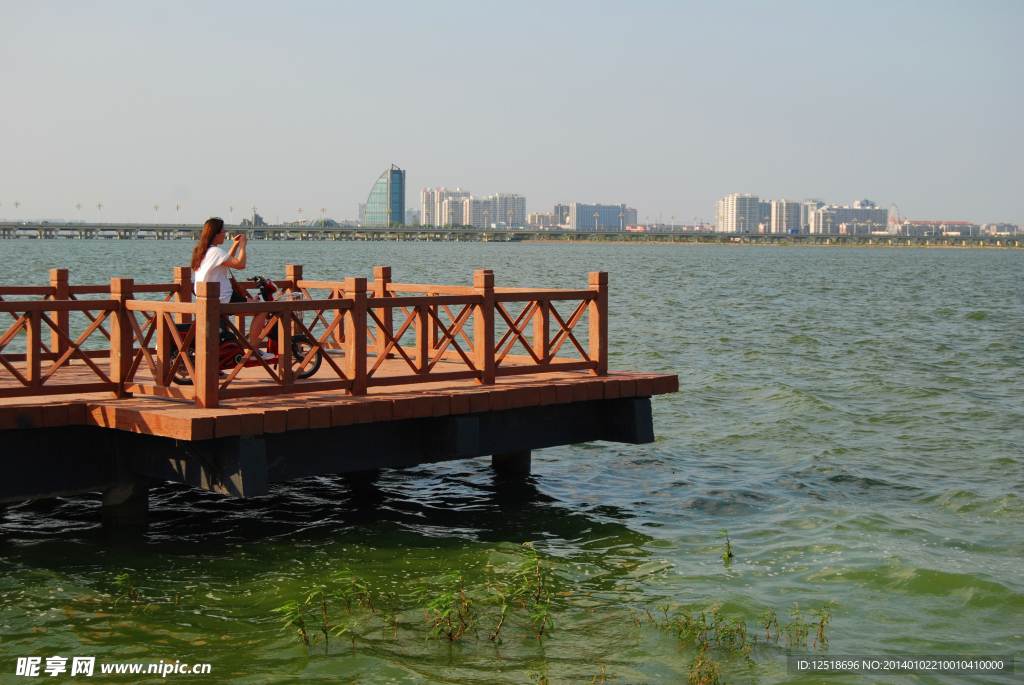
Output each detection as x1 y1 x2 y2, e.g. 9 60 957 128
715 194 762 233
420 187 471 226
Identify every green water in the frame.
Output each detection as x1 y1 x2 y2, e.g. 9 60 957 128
1 241 1022 684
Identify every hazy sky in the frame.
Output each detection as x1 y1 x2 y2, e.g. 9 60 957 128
1 1 1021 225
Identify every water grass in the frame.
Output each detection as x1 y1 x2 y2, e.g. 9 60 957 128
717 529 734 561
112 572 140 607
272 600 308 646
305 585 330 654
259 541 836 680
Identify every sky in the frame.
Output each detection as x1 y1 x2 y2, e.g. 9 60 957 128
1 0 1021 225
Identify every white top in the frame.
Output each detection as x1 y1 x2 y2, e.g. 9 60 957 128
195 246 232 303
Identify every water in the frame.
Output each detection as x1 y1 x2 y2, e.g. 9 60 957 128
1 241 1022 684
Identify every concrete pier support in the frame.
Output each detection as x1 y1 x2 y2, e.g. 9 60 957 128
101 481 150 527
492 450 531 475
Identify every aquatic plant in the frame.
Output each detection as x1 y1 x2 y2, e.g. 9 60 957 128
529 594 555 639
379 591 400 640
782 603 809 647
306 585 331 654
811 601 834 649
526 664 550 684
415 570 477 641
330 618 358 650
332 568 373 613
758 608 778 642
675 608 710 649
688 642 721 685
272 600 309 646
716 530 734 561
484 586 511 641
514 542 555 638
112 573 140 607
708 604 750 657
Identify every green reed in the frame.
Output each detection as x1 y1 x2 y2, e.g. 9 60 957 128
259 541 836 681
782 602 809 647
305 585 331 654
716 529 734 561
758 609 778 642
112 572 141 607
688 642 722 685
526 664 550 685
811 601 834 649
272 600 308 646
415 570 477 641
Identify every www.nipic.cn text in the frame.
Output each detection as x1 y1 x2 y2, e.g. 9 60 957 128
15 657 212 677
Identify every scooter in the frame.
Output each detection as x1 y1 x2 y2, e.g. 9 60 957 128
169 275 322 385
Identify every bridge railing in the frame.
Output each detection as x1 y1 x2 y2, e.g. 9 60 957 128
0 265 608 407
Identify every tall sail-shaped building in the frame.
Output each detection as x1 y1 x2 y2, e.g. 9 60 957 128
364 165 405 226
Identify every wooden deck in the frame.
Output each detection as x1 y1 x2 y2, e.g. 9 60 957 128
0 360 677 441
0 264 677 522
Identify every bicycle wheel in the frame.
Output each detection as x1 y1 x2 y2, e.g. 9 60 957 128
291 335 322 379
169 345 196 385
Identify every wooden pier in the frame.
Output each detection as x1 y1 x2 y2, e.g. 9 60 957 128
0 266 677 525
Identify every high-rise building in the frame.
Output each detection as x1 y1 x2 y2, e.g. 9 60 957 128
553 204 571 226
463 197 493 229
491 194 526 228
459 194 526 228
568 203 628 231
421 187 470 227
770 200 802 234
800 200 825 233
365 165 405 226
715 194 760 233
758 200 772 232
625 207 638 227
810 201 888 234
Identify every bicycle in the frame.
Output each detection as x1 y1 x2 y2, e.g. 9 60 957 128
169 275 323 385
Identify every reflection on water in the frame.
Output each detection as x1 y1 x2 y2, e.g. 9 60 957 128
1 241 1023 683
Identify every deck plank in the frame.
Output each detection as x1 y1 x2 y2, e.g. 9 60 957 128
0 356 677 441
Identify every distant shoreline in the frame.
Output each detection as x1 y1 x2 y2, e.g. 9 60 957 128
516 239 1022 249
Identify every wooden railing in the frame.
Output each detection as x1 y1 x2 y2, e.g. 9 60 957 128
0 266 608 408
0 269 191 399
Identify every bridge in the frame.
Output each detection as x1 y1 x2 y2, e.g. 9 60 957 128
1 222 1020 248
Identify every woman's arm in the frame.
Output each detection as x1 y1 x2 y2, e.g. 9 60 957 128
223 234 247 270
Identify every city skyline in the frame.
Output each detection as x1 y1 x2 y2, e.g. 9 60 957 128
1 2 1021 225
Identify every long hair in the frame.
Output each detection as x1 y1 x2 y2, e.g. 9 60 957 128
191 218 225 271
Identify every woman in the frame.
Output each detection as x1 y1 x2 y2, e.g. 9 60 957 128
191 217 272 359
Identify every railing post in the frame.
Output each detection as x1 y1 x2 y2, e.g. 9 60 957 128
26 310 41 387
415 304 429 373
588 271 608 376
278 309 293 386
49 268 70 364
110 278 135 397
332 287 345 348
533 299 549 364
155 306 170 386
344 277 367 395
373 266 392 359
286 264 303 293
427 294 437 350
173 266 192 324
473 269 495 384
194 281 220 409
283 264 303 339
